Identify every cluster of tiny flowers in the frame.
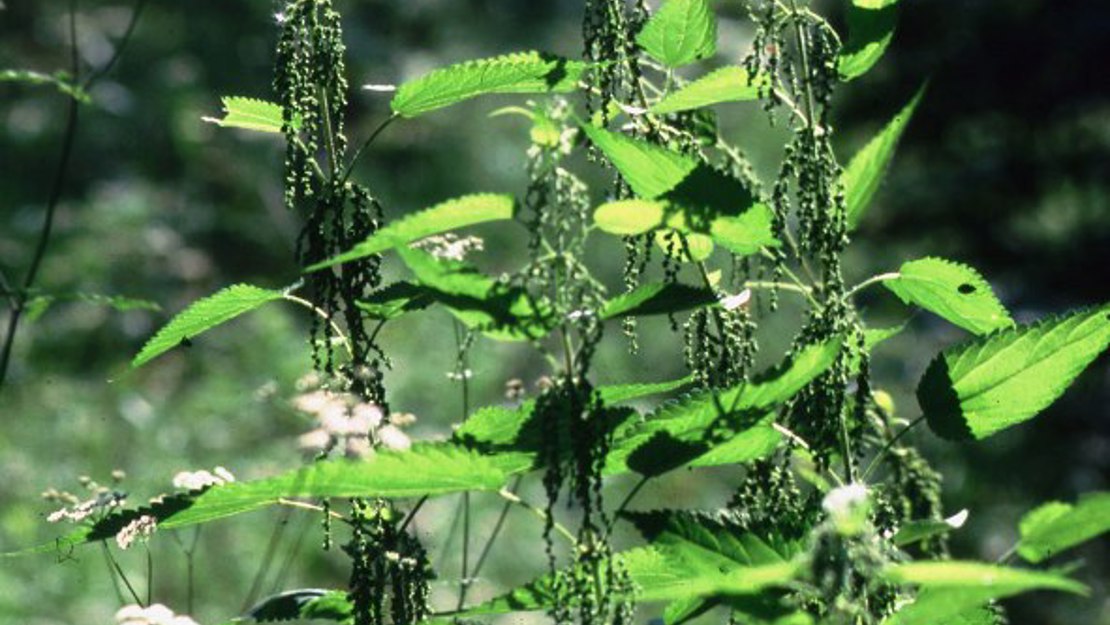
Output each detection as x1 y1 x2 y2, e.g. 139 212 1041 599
412 233 484 262
115 514 157 550
172 467 234 492
116 603 199 625
43 471 127 524
293 387 414 458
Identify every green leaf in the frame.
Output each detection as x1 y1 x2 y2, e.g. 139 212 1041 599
637 0 717 68
580 123 698 199
22 292 161 323
202 96 294 134
881 562 1087 625
600 282 717 320
838 1 900 80
0 68 90 102
651 66 767 114
709 203 779 256
606 339 842 476
1017 491 1110 563
391 51 588 118
11 444 530 558
307 194 515 271
884 257 1013 335
396 247 554 341
654 230 715 262
132 284 285 368
594 199 667 235
917 305 1110 440
597 375 695 404
843 85 924 229
242 589 352 623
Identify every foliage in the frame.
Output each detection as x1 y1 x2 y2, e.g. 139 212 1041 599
5 1 1108 625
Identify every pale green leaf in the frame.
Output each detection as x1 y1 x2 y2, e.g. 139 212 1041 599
132 284 285 368
307 194 515 271
637 0 718 68
203 96 294 134
654 230 715 262
838 1 900 80
391 51 588 118
843 85 924 229
918 305 1110 440
600 282 717 320
884 257 1013 335
594 199 667 235
0 68 90 102
1017 491 1110 563
580 123 698 199
651 66 767 114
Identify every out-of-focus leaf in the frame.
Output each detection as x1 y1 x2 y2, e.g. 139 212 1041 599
1017 492 1110 563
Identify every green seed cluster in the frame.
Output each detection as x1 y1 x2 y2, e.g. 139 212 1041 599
582 0 650 124
345 500 432 625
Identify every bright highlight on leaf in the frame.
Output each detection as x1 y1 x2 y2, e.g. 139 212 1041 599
202 96 293 133
132 284 285 368
637 0 717 68
843 85 925 229
918 305 1110 440
580 123 698 199
884 257 1013 335
838 0 900 80
390 51 588 118
594 199 667 235
1017 491 1110 563
651 66 767 115
307 193 515 271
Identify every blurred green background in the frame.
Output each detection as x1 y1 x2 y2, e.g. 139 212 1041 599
1 1 1107 624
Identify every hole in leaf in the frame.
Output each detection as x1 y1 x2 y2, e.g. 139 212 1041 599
180 336 193 348
957 283 976 294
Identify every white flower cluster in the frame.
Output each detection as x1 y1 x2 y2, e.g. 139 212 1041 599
43 473 127 524
172 467 234 492
293 386 414 458
412 233 484 262
115 514 158 550
116 603 199 625
822 482 872 536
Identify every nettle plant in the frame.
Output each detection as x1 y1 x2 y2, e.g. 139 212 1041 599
14 1 1110 624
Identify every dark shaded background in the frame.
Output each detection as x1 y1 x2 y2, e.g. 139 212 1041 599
1 1 1106 623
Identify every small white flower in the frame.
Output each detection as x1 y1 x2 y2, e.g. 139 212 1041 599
362 83 397 92
273 11 287 24
172 467 233 492
116 515 157 550
378 425 412 451
212 467 235 483
822 483 871 536
390 412 417 427
721 288 752 311
345 436 373 459
115 602 200 625
298 428 332 455
348 403 383 434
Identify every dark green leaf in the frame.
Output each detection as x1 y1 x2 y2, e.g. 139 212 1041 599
242 589 351 623
356 282 434 320
917 305 1110 440
838 1 900 80
600 282 717 320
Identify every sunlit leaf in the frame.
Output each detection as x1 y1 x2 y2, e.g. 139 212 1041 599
1017 491 1110 563
132 284 285 368
202 96 296 133
651 66 766 114
308 194 516 271
843 85 925 229
884 257 1013 335
594 199 667 235
917 305 1110 440
391 51 588 117
580 123 698 199
636 0 717 68
654 230 715 262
